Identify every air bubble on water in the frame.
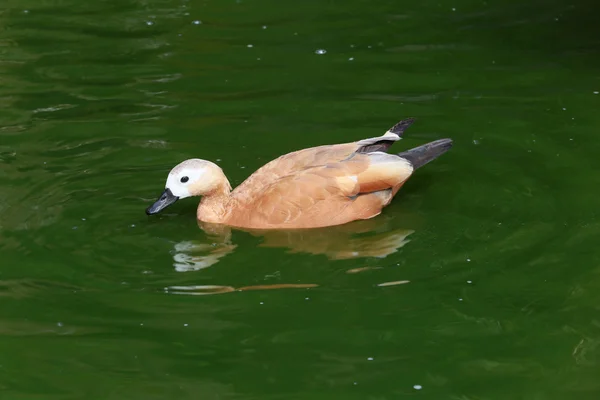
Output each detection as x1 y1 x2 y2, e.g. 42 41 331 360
367 357 374 361
260 302 264 305
466 258 471 262
82 218 86 221
57 322 63 327
305 297 310 300
594 91 599 95
192 20 201 25
146 21 154 26
184 323 188 327
257 58 261 61
353 382 358 385
247 44 253 48
562 107 567 111
367 45 372 48
414 385 422 390
262 25 267 29
452 7 456 11
24 10 30 14
473 139 480 145
459 298 463 301
350 44 355 48
467 280 472 284
131 224 136 228
348 57 354 61
315 49 327 55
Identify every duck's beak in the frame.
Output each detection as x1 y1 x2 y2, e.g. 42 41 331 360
146 188 179 215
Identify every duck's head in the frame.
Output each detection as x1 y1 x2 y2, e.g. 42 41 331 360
146 159 229 215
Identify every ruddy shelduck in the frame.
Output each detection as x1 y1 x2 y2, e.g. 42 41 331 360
146 118 452 229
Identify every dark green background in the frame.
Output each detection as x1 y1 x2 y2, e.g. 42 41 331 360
1 0 600 398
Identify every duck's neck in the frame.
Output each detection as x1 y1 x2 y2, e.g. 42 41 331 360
197 179 232 224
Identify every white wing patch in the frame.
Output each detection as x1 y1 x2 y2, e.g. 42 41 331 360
356 131 402 146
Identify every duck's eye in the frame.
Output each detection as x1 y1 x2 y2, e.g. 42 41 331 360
180 176 189 183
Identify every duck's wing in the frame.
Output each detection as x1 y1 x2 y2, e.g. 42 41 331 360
231 118 415 204
226 152 414 229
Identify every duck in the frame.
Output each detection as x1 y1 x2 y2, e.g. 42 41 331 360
146 118 452 229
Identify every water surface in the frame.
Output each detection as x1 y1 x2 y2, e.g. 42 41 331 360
2 0 600 398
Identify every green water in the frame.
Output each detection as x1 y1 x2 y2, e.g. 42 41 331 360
2 0 600 398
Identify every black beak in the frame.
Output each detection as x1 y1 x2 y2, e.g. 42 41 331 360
146 188 179 215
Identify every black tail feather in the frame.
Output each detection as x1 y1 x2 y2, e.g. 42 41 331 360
397 139 453 169
388 118 416 136
356 118 416 154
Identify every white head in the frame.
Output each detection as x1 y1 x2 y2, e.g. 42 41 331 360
146 159 230 215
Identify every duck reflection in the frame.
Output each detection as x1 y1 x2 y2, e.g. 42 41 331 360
171 239 237 272
247 219 414 260
170 218 414 272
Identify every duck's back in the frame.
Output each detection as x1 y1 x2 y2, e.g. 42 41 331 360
230 142 358 205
